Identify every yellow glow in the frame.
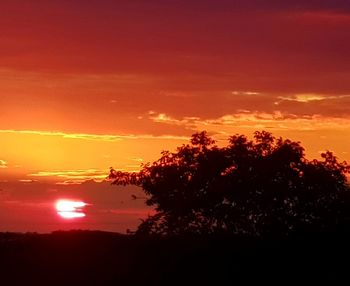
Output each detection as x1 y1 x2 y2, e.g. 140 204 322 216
0 129 187 182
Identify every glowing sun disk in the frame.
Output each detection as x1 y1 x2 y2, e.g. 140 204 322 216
58 211 86 219
56 199 87 219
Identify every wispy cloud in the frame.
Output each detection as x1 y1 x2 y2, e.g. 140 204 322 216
275 93 350 104
18 179 38 183
0 130 188 142
231 91 261 96
149 113 200 129
29 169 108 183
149 110 350 134
202 112 350 131
0 130 124 142
128 157 144 163
0 160 7 169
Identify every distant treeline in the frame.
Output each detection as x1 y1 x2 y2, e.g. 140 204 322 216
1 229 350 285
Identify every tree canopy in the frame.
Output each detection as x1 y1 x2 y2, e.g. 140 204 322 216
109 131 350 236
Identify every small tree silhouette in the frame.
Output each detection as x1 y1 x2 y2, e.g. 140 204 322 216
109 131 350 236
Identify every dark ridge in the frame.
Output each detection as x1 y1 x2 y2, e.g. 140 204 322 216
1 229 349 285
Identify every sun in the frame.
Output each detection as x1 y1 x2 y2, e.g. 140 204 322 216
56 199 87 219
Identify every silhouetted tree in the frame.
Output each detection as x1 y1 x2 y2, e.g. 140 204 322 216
109 131 350 236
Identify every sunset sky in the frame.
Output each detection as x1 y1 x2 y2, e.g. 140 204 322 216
1 0 350 233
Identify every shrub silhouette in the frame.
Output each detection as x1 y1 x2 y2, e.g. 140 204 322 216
109 131 350 236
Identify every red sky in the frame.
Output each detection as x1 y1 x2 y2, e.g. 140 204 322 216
1 0 350 233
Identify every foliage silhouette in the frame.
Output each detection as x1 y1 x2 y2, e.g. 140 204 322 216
109 131 350 236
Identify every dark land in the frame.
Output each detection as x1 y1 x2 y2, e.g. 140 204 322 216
2 132 350 285
0 229 349 285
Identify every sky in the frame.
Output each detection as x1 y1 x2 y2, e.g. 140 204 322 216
1 0 350 233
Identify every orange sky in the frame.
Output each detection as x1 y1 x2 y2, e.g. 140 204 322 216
1 0 350 233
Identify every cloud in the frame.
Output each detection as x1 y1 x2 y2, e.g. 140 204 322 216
149 113 200 129
18 179 38 183
275 93 350 104
28 165 145 184
128 157 144 163
0 1 349 90
205 112 350 130
231 91 261 96
0 160 7 169
29 169 108 183
0 130 124 142
0 130 188 142
149 110 350 135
